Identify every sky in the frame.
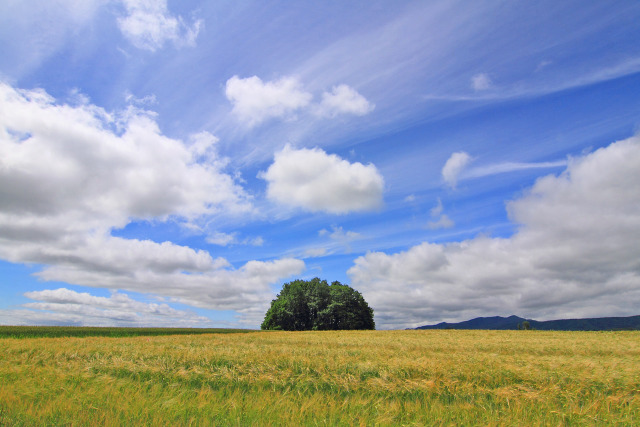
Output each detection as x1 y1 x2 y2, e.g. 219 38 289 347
1 0 640 329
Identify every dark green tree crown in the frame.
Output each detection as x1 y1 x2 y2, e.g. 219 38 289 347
261 278 375 331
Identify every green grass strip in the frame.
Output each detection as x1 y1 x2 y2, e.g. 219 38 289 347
0 326 256 339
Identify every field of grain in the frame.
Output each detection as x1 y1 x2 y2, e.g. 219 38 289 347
0 326 254 339
1 330 638 425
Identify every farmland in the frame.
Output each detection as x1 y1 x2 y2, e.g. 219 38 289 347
0 326 254 339
0 330 639 425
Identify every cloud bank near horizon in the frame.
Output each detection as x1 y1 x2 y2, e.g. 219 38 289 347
0 82 304 326
349 135 640 328
0 288 211 327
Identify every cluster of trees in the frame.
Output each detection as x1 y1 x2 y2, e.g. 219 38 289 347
517 321 532 330
261 278 375 331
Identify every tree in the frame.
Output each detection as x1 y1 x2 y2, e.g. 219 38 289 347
261 278 375 331
517 320 532 330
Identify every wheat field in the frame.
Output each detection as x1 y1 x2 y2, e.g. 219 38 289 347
1 330 638 425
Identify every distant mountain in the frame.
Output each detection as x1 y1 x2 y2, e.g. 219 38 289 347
415 315 640 331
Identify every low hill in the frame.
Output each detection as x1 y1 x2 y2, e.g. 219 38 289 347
415 315 640 331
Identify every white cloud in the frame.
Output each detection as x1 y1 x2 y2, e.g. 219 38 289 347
32 240 305 316
427 214 454 230
0 83 250 231
429 198 444 217
319 225 361 241
11 288 211 327
124 91 157 106
442 154 567 188
319 225 362 253
206 232 265 247
317 84 375 117
0 228 304 317
206 232 238 247
225 76 374 127
304 248 328 258
3 289 208 327
225 76 312 127
260 145 384 214
349 135 640 329
464 160 567 179
427 198 454 229
0 82 304 322
118 0 202 51
442 151 472 188
471 73 492 91
248 236 265 247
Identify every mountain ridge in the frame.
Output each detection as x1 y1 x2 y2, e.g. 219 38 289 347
414 315 640 331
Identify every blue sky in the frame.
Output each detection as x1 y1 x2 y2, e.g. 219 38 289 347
1 0 640 329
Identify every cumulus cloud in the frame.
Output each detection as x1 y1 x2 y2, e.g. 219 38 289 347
471 73 492 91
6 288 211 327
317 84 375 117
0 82 303 323
442 151 472 188
349 135 640 329
0 83 249 230
35 251 304 316
260 145 384 214
225 76 312 127
118 0 202 51
225 76 374 127
2 230 305 324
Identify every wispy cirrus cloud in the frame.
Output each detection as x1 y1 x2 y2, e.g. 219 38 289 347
319 225 362 253
464 160 568 179
442 150 567 188
206 231 264 247
471 73 492 91
304 247 328 258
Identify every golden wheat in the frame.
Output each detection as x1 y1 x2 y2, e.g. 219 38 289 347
1 330 638 425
